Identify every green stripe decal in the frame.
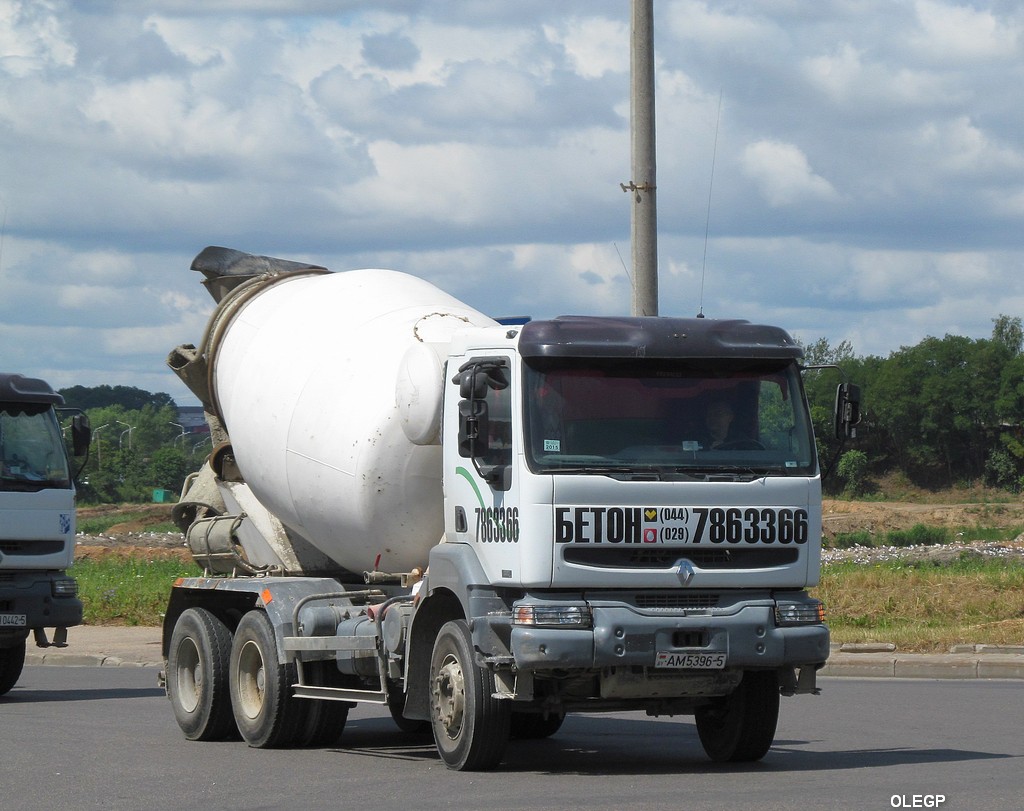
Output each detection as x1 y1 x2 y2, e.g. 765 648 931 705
456 466 487 510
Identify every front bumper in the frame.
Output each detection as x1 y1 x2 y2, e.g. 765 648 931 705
0 572 83 637
510 601 829 671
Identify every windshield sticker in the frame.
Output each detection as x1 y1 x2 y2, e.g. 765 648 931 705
544 439 561 452
555 506 809 545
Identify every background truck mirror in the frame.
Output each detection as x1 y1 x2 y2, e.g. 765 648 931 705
71 413 92 457
834 382 862 440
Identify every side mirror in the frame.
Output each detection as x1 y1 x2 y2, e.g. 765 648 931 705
457 398 489 459
453 357 511 490
459 369 489 399
834 382 861 440
70 414 92 457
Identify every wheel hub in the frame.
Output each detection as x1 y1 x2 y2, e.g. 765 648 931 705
432 653 465 739
236 639 267 720
175 638 202 713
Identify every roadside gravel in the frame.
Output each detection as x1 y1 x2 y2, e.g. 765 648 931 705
821 536 1024 565
78 531 185 547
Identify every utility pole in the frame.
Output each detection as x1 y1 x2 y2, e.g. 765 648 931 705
624 0 658 316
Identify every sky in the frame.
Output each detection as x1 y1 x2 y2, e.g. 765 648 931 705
2 0 1023 406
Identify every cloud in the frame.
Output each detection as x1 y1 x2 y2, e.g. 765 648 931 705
361 31 420 70
911 0 1021 62
0 0 76 77
740 140 840 207
0 0 1023 406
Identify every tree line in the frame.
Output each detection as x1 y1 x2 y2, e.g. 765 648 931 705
804 314 1024 495
60 315 1024 503
58 386 208 504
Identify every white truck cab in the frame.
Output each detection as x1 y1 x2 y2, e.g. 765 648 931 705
0 373 90 695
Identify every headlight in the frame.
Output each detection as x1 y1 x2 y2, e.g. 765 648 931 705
52 578 79 597
512 603 592 628
774 599 825 626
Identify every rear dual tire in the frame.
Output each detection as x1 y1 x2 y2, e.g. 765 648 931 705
229 609 306 748
168 607 348 748
167 608 235 740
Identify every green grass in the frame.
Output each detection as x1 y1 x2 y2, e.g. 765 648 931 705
815 556 1024 651
71 556 201 626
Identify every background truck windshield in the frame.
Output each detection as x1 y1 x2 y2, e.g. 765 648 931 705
0 404 71 490
524 359 816 476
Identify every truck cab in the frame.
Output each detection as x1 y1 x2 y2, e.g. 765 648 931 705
413 315 846 763
0 373 90 695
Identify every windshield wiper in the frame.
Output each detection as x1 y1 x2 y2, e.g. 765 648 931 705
673 466 768 482
542 465 667 480
0 474 68 490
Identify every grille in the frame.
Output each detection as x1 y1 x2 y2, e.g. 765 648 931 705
630 589 720 606
635 592 720 609
0 540 66 555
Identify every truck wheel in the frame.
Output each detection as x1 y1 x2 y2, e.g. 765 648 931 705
167 608 236 740
295 662 351 747
0 639 27 696
429 619 510 770
229 610 304 748
695 670 780 762
510 711 564 740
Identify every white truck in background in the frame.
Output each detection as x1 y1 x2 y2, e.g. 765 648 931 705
0 373 91 695
162 246 860 770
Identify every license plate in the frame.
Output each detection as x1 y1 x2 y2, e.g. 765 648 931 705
0 614 27 627
655 651 726 669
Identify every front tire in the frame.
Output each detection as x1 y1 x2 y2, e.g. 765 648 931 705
429 619 510 770
229 610 305 748
0 639 26 697
167 608 236 741
695 670 780 762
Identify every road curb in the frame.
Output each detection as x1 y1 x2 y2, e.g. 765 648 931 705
822 650 1024 680
25 651 162 668
23 625 164 669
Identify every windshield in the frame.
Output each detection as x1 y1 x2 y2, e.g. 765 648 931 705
523 358 816 478
0 403 72 490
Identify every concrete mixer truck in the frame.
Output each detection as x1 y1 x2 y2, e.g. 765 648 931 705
161 246 860 770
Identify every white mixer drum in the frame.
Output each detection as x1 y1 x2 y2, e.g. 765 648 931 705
211 269 495 573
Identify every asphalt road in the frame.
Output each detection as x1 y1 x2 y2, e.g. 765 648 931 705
2 666 1021 811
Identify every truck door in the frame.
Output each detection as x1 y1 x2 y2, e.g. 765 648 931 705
446 353 524 585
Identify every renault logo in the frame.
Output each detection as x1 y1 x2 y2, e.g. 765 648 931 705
673 559 696 586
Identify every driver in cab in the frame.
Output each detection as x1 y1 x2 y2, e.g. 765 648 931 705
703 398 751 450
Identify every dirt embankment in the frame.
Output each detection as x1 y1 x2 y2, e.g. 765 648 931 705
821 499 1024 540
75 503 192 563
